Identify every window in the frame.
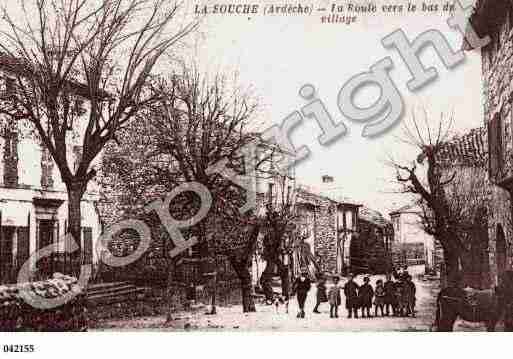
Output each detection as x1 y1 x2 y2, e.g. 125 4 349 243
488 114 503 180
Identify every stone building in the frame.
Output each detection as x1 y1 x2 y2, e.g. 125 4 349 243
465 1 513 285
436 127 493 288
389 203 437 269
355 206 393 274
98 121 298 291
294 184 360 275
293 181 392 276
0 58 103 284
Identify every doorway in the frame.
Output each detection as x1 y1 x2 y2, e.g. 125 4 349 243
37 219 57 276
0 226 15 283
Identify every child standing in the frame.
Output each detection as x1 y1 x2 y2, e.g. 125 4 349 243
359 276 374 318
344 273 359 318
292 268 312 319
328 276 342 318
384 273 396 316
313 276 328 314
374 279 386 317
403 274 416 317
394 278 405 316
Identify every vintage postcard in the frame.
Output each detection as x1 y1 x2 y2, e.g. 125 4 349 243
0 0 512 346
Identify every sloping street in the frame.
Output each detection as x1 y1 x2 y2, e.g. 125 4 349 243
93 266 443 331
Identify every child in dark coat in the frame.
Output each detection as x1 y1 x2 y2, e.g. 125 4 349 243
384 273 396 316
359 276 374 318
313 276 328 314
328 276 342 318
403 274 416 317
394 278 405 316
343 273 359 318
292 269 312 319
374 279 386 317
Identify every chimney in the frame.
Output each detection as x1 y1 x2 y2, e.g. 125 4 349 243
322 175 334 184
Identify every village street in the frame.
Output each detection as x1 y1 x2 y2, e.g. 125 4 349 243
93 265 480 332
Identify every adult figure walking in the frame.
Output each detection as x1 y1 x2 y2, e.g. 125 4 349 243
292 268 312 318
344 273 359 318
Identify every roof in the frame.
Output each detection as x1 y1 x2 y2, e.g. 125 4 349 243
464 0 509 50
0 53 111 100
296 184 390 227
359 206 392 228
436 127 487 168
389 203 419 216
296 183 361 207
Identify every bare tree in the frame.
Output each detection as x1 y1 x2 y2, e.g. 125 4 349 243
0 0 198 270
388 110 469 286
259 171 297 301
127 67 273 313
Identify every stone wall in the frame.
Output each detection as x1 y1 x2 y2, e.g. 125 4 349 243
296 189 338 274
479 8 513 285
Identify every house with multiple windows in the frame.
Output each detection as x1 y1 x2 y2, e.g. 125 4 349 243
0 56 103 284
294 182 361 275
294 177 393 276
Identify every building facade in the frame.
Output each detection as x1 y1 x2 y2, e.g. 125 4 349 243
355 206 393 274
294 181 392 276
467 1 513 286
0 121 102 284
294 184 360 275
389 203 436 269
0 57 103 284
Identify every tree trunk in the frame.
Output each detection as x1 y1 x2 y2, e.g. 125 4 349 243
165 258 178 323
443 249 462 288
439 231 463 288
230 258 256 313
259 261 275 302
66 183 86 276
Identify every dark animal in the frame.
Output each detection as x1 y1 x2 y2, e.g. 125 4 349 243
435 271 513 331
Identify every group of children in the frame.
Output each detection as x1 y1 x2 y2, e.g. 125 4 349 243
294 266 417 319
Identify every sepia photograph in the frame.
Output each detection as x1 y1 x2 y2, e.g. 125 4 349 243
0 1 512 353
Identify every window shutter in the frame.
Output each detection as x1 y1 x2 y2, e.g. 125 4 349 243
16 227 30 273
3 130 18 187
0 227 14 283
497 115 503 175
488 118 499 179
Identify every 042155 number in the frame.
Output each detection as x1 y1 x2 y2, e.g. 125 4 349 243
2 345 35 353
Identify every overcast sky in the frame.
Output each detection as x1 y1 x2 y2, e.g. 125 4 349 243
189 0 484 215
2 0 482 217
